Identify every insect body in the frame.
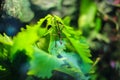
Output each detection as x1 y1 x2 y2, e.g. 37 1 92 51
53 17 64 45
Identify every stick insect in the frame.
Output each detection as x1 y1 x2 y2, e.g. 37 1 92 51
53 16 64 46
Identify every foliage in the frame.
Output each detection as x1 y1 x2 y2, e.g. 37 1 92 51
0 15 93 80
78 0 111 50
1 0 120 80
78 0 120 80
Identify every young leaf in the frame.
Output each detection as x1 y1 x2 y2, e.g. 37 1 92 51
10 15 50 60
10 25 39 59
27 46 63 78
62 26 93 63
0 34 12 59
0 34 13 46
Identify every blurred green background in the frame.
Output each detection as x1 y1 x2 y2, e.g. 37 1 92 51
0 0 120 80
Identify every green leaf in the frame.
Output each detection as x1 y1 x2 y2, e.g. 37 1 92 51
10 25 39 59
95 18 102 32
63 16 71 26
0 34 12 60
27 46 63 78
0 34 13 46
79 0 97 27
68 37 92 63
10 15 50 60
62 26 93 63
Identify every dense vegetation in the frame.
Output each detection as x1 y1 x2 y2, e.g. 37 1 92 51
0 0 120 80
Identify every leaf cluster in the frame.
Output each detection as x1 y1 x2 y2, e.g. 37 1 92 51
0 15 93 80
